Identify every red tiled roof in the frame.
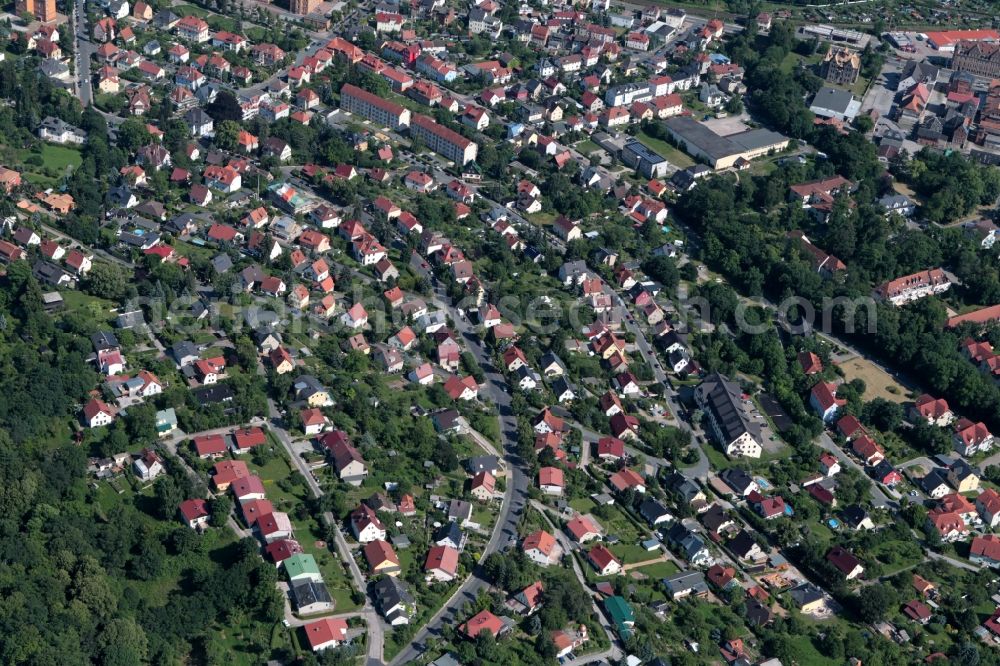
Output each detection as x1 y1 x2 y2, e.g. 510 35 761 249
425 544 459 574
523 529 556 556
460 610 505 639
363 539 400 568
179 498 208 523
193 434 227 456
588 544 620 571
538 466 564 487
971 534 1000 560
303 617 348 650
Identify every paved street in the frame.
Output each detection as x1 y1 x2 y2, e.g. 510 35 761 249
610 289 710 480
389 279 529 666
530 499 624 664
264 397 385 666
73 0 95 106
817 432 895 509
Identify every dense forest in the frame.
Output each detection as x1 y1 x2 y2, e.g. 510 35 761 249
0 256 286 664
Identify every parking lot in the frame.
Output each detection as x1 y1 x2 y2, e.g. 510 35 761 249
702 112 754 137
860 55 906 117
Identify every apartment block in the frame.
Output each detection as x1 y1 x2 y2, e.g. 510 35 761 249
339 83 411 130
409 114 478 165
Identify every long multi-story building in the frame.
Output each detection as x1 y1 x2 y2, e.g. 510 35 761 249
289 0 319 15
874 268 952 306
409 114 478 165
695 373 763 459
952 40 1000 79
16 0 56 22
339 84 411 130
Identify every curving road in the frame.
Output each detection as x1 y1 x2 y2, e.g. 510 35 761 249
529 500 624 664
387 282 530 666
265 396 386 666
610 289 711 480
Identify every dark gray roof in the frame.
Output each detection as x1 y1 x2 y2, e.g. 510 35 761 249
291 579 332 608
790 582 824 606
293 374 326 398
811 87 855 114
193 384 235 403
116 310 146 329
91 331 120 352
639 499 671 524
697 373 761 446
434 521 463 546
840 504 869 528
720 467 756 494
465 456 499 474
32 261 69 285
171 341 199 362
746 597 772 626
700 504 731 533
728 529 759 558
448 499 472 519
184 108 212 125
211 253 233 273
371 576 414 610
551 376 575 396
920 469 948 493
664 116 739 161
662 471 702 502
662 570 708 595
623 138 667 164
729 128 790 152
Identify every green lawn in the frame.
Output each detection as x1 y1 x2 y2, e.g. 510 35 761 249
870 539 923 576
608 542 657 564
635 130 698 168
173 239 217 262
805 518 835 544
576 139 602 155
569 497 596 514
250 454 361 613
173 3 209 16
784 632 841 666
58 290 116 325
6 143 82 187
633 559 679 579
596 505 644 546
38 144 83 170
527 211 557 227
472 504 497 530
704 444 734 472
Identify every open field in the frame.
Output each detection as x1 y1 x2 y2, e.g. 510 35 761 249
837 357 910 404
635 130 696 168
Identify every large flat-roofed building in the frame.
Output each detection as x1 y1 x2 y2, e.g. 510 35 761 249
340 83 411 130
621 138 670 178
409 114 478 165
927 29 1000 53
798 24 870 48
952 40 1000 79
809 87 862 121
662 116 789 170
